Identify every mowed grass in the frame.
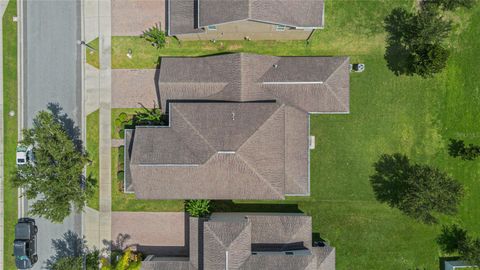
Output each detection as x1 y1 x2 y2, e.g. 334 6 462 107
3 0 18 268
86 110 99 210
92 0 480 268
89 1 413 69
110 147 184 212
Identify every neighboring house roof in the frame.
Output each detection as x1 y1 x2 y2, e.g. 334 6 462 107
199 0 324 28
157 53 349 113
168 0 324 35
142 213 335 270
127 53 349 200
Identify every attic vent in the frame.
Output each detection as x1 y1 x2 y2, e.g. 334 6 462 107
309 136 315 150
232 112 235 120
273 64 278 68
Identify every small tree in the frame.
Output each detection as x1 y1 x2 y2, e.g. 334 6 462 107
448 139 480 160
185 200 211 217
370 153 464 223
141 24 166 49
437 225 480 265
437 224 468 253
13 111 93 223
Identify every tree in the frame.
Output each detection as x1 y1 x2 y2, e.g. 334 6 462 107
185 200 211 217
13 111 93 223
141 24 166 49
411 43 450 77
424 0 477 10
436 225 480 265
384 7 451 77
437 224 468 253
448 139 480 160
370 153 464 223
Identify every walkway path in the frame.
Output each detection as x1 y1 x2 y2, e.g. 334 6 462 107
98 0 112 257
0 1 10 268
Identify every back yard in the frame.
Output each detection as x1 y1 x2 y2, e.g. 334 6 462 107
89 0 480 268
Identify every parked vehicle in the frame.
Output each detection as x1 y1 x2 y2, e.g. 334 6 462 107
16 144 34 166
14 218 38 269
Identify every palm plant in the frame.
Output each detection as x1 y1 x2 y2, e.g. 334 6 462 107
141 24 166 49
185 200 211 217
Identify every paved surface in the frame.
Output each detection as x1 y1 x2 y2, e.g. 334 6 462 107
23 0 82 127
112 0 165 36
111 212 187 256
111 212 186 247
0 1 9 268
98 0 113 257
112 69 158 108
22 0 83 268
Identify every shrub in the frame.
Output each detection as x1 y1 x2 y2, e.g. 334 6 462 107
141 24 166 49
114 118 122 127
119 128 125 139
185 200 211 217
118 146 125 162
117 171 125 181
118 112 128 122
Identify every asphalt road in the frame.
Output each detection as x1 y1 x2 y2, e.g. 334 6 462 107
23 0 82 269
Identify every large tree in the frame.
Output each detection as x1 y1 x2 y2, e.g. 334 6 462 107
384 7 451 77
437 224 480 265
370 153 464 223
13 110 93 223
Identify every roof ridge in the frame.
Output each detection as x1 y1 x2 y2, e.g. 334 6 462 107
324 83 349 112
324 57 349 84
172 105 217 158
205 224 227 250
236 104 286 199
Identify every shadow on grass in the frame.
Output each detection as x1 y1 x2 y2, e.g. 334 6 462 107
211 200 302 213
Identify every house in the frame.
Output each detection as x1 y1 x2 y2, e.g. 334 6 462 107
167 0 325 40
124 53 349 200
142 213 335 270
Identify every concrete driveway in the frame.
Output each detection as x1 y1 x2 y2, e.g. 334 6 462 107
112 69 159 108
112 0 165 36
111 212 188 256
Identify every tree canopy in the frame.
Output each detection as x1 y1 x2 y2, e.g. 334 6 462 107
13 110 93 223
437 224 480 265
384 7 452 77
370 153 464 223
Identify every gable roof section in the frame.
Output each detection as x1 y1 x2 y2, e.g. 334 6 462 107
198 0 324 28
168 0 204 35
158 53 349 113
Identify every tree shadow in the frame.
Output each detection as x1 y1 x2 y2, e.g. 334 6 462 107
47 102 83 151
211 200 302 213
384 43 414 76
45 230 86 269
102 233 132 252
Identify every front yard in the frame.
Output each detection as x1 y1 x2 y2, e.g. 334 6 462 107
97 0 480 268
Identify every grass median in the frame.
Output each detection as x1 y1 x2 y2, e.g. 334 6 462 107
3 0 18 268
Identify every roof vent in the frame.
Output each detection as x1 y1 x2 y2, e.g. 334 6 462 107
273 64 278 68
232 112 235 120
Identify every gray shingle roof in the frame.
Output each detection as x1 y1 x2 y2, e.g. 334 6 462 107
168 0 204 35
128 53 348 200
158 53 349 113
198 0 324 28
130 102 288 200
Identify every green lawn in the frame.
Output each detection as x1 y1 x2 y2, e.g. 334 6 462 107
3 0 18 268
86 37 99 68
111 108 138 139
86 110 99 210
111 147 184 212
99 0 480 268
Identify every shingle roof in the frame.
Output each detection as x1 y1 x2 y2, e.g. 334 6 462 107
130 102 289 200
199 0 324 28
168 0 204 35
128 53 348 200
158 53 349 113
